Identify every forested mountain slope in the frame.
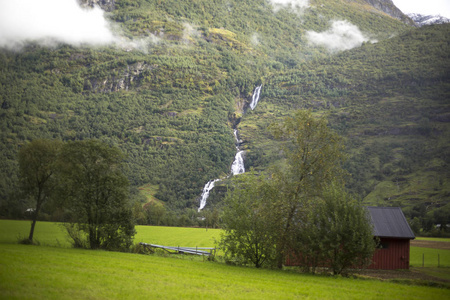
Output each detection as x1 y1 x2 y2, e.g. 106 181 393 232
1 0 447 229
243 24 450 229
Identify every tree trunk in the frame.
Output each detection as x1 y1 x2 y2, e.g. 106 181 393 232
28 216 37 242
28 195 42 242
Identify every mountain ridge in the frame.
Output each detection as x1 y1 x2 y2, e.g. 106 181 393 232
362 0 415 25
408 13 450 27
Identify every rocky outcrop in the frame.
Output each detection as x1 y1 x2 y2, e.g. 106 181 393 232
87 62 152 93
78 0 115 12
363 0 415 26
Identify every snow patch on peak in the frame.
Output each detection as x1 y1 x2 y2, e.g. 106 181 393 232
408 13 450 27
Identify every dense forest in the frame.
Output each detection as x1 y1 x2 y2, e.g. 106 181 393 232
0 0 448 232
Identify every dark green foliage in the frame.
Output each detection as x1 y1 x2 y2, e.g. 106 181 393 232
291 183 376 275
219 171 279 268
269 110 347 268
59 140 135 251
18 139 62 243
221 113 375 273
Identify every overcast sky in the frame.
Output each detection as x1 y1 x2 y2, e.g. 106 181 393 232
393 0 450 18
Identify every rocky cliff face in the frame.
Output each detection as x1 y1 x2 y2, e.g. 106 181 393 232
363 0 415 26
86 62 152 93
78 0 115 12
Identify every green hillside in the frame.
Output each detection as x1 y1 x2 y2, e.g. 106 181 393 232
0 0 448 230
245 24 450 230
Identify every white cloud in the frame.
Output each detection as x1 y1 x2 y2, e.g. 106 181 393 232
250 33 260 47
269 0 310 12
182 23 200 44
306 20 374 52
0 0 116 49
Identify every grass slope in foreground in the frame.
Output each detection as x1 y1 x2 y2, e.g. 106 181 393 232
1 221 450 299
1 243 449 300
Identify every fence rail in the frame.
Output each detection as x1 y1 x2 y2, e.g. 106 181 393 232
140 243 216 257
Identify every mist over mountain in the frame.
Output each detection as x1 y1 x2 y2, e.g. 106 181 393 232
0 0 448 229
0 0 117 49
306 20 376 52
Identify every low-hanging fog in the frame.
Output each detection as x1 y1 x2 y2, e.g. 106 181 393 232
0 0 116 49
306 20 375 52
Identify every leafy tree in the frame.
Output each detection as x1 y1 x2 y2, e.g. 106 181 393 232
18 139 62 243
269 110 346 268
291 183 376 275
219 171 279 268
59 140 135 251
144 201 166 226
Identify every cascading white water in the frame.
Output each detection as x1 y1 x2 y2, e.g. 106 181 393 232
249 85 262 110
198 85 262 211
233 129 241 144
231 129 245 175
198 179 220 211
231 150 245 175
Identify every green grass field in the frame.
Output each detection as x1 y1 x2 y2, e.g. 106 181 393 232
1 220 449 299
2 243 450 299
411 247 450 268
416 237 450 243
0 220 221 248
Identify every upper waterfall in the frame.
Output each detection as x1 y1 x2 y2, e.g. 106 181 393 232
249 85 262 110
198 85 262 211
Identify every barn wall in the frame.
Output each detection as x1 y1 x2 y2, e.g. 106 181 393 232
368 238 410 270
286 237 411 269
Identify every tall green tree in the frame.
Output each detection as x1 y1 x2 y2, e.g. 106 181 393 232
220 111 377 273
18 139 62 243
269 110 346 268
59 140 135 251
219 171 279 268
291 183 376 275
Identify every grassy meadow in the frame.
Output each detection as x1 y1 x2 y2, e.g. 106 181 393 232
1 220 449 299
0 220 221 248
411 247 450 268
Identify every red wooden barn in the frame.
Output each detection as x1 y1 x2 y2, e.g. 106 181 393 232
285 206 415 270
366 206 415 270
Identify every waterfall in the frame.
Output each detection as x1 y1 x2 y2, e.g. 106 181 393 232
249 85 262 110
231 150 245 175
231 129 245 175
198 179 220 211
233 129 241 144
198 85 262 211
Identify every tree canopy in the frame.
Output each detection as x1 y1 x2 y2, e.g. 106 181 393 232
59 140 135 251
269 110 347 268
220 111 375 272
18 139 62 243
17 138 135 250
219 171 279 268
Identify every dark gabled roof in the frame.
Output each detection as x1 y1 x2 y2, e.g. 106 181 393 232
366 207 415 239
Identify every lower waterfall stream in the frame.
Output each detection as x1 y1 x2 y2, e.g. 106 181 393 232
198 85 262 211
